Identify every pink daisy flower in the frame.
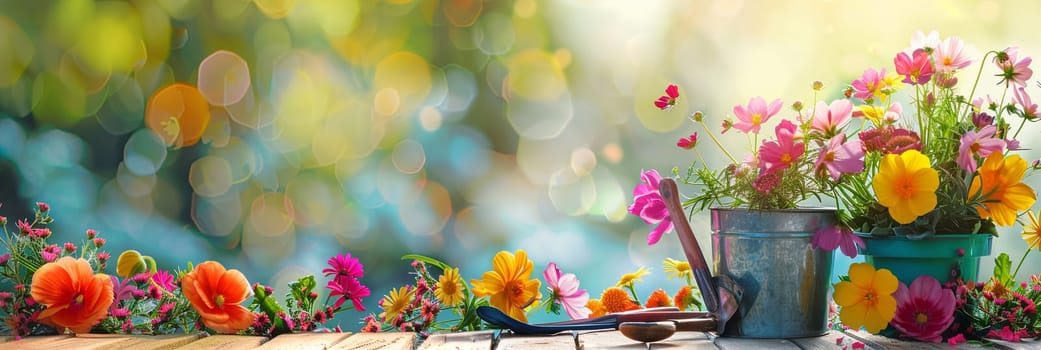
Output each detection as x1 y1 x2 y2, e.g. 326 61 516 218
327 275 371 311
732 97 783 134
810 99 853 138
758 120 804 172
323 253 365 279
932 36 973 73
1014 86 1038 120
995 47 1033 87
815 134 865 181
891 276 955 343
543 262 591 320
628 169 674 245
957 125 1004 173
894 49 934 85
850 68 887 101
811 225 864 259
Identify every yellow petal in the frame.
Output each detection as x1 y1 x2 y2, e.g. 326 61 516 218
839 301 868 330
873 268 899 295
848 263 876 289
832 281 863 307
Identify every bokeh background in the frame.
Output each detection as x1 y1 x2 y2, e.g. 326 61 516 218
1 0 1039 330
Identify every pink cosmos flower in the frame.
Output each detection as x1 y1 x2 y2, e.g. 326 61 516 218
1014 87 1038 120
851 68 887 101
957 125 1004 173
811 225 863 259
995 47 1033 87
810 99 853 138
815 134 865 181
323 253 365 279
654 84 680 110
932 36 973 73
890 276 955 342
909 30 940 52
676 133 697 150
628 169 674 245
543 262 591 320
758 120 804 172
327 275 370 311
732 97 783 134
894 49 934 85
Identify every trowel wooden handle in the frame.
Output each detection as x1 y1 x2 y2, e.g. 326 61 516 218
658 178 720 314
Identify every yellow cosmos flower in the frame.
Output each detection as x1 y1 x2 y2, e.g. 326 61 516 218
662 258 692 281
1024 209 1041 251
379 286 416 323
833 263 898 333
470 250 542 323
872 149 938 224
434 267 464 307
969 153 1037 227
616 267 650 287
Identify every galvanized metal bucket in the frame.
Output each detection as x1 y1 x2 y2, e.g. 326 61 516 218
710 208 836 338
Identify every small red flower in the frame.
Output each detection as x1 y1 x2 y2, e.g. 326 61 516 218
676 133 698 149
654 84 680 110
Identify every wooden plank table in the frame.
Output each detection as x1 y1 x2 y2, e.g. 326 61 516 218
0 330 1037 349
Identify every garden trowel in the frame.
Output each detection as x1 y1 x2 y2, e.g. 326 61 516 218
658 178 743 335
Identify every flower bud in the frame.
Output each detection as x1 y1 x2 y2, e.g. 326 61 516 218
36 202 50 213
812 81 824 91
0 254 9 266
86 229 97 239
791 101 804 112
93 237 106 248
117 250 148 278
692 111 704 122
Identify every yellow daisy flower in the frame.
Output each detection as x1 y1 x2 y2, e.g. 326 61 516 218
969 153 1037 226
833 263 898 333
378 286 416 323
662 258 692 281
616 267 650 288
1024 209 1041 251
872 149 938 224
434 267 464 307
470 250 542 323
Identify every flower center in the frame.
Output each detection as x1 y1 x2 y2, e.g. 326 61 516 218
781 153 792 164
215 294 225 307
824 151 836 162
943 57 954 66
73 293 84 306
915 312 929 324
970 142 981 153
897 177 916 197
863 291 876 305
751 113 762 126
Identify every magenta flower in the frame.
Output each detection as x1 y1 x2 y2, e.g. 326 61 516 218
851 68 887 100
543 262 591 320
676 133 698 150
987 326 1030 342
758 120 804 172
732 97 783 134
890 276 955 342
810 99 853 137
932 36 973 73
39 245 60 263
811 225 863 259
654 84 680 110
894 49 934 85
995 47 1032 87
628 169 674 245
815 134 865 180
110 276 140 313
150 270 176 293
1014 87 1038 120
327 275 370 311
323 253 365 279
957 125 1004 173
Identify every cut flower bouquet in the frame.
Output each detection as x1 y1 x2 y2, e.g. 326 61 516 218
634 30 1041 343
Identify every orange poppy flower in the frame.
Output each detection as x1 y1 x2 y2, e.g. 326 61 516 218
181 261 254 333
30 257 114 333
145 82 211 149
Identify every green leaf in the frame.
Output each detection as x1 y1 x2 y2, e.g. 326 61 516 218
994 253 1012 286
401 254 451 271
253 284 289 335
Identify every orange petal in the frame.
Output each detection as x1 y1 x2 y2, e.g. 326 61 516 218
216 268 251 304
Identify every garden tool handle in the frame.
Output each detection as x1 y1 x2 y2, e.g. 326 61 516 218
658 178 720 314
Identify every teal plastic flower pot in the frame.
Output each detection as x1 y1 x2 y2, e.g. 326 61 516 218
856 233 992 285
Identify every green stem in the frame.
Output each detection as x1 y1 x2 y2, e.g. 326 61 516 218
961 51 995 120
625 284 641 306
695 118 738 164
1011 248 1030 280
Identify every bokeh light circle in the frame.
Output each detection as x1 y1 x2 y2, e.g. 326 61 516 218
247 192 295 238
570 147 597 176
116 161 156 197
191 190 242 237
123 127 168 176
0 17 34 87
374 51 432 116
391 139 426 174
189 156 234 197
197 50 252 106
285 174 337 227
547 168 596 216
145 82 211 148
398 181 452 236
95 74 144 135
